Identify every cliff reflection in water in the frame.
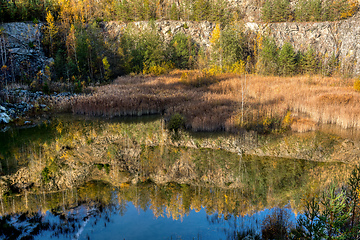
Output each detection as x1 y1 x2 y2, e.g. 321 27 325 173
0 115 354 239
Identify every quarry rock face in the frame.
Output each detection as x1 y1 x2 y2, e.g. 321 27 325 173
246 13 360 75
2 14 360 79
103 20 216 49
103 15 360 76
0 22 53 83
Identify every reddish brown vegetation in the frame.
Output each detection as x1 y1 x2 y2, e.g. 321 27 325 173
60 70 360 132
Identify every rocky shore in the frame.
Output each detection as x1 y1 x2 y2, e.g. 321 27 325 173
0 88 74 128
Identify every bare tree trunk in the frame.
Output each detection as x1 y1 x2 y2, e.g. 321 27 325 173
0 35 7 67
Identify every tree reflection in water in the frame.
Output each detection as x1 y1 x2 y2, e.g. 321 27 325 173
0 181 298 240
0 116 355 239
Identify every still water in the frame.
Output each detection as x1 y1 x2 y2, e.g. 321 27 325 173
0 115 354 239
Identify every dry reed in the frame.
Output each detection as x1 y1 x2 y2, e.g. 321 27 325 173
60 70 360 132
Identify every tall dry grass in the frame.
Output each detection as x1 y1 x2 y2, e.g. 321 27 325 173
60 70 360 132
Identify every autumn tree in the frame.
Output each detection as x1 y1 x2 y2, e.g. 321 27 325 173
209 23 222 70
45 11 58 57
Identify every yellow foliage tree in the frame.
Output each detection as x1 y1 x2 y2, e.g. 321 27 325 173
46 11 58 57
210 23 221 45
209 23 223 72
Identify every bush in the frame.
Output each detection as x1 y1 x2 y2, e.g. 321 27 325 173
41 167 50 183
354 79 360 92
170 3 180 20
281 111 293 130
291 166 360 239
229 60 246 74
263 0 358 22
143 62 174 75
167 113 185 132
74 79 83 93
42 82 50 94
104 164 110 174
96 164 103 170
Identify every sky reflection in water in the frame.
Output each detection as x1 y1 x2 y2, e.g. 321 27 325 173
32 196 295 240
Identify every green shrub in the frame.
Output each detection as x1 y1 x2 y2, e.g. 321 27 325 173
104 164 110 174
74 80 83 93
167 113 185 132
28 42 35 49
170 3 180 20
96 164 103 170
295 0 322 21
291 166 360 239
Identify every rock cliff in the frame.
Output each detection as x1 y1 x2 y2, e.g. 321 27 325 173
103 20 216 49
246 13 360 76
103 14 360 76
2 14 360 82
0 22 52 83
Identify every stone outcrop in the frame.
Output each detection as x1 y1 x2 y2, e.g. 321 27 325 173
0 22 53 83
0 106 11 123
103 20 216 49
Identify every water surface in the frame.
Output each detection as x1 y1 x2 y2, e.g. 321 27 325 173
0 115 354 239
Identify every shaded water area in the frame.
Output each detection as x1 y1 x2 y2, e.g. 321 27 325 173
0 115 357 239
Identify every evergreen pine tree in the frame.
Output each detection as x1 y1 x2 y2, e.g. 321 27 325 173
278 42 297 76
258 37 278 75
170 3 179 20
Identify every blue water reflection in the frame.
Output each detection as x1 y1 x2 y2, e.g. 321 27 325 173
30 198 296 240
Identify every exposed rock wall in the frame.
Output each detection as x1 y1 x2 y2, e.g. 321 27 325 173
246 13 360 75
103 20 216 49
104 15 360 76
0 22 52 84
3 15 360 81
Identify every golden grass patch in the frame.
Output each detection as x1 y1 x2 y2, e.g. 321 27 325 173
291 117 317 133
59 70 360 132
